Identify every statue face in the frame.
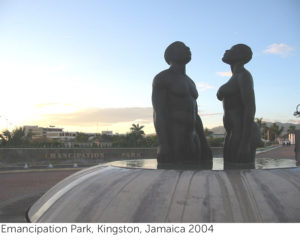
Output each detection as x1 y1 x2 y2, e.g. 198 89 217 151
222 46 240 64
222 44 252 65
174 42 191 64
167 42 191 65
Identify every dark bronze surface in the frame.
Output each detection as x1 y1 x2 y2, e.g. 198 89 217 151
152 41 212 168
217 44 260 168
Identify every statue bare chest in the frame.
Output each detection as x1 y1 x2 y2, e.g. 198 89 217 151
168 76 198 99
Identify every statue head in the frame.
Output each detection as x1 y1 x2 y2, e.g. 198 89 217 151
222 44 252 65
164 41 191 65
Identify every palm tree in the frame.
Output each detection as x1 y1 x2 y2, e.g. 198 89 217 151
129 124 145 147
287 125 296 134
269 123 284 143
255 117 263 130
261 122 269 140
130 124 145 136
255 118 264 140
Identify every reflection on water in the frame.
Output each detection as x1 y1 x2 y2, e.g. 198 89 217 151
106 158 299 170
255 158 299 169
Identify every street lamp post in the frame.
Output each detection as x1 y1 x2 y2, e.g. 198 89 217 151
294 104 300 117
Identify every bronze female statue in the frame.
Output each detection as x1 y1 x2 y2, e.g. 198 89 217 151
217 44 260 168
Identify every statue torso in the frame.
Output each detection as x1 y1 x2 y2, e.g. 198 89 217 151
166 70 198 127
221 75 243 112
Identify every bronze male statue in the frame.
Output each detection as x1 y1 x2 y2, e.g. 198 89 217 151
152 41 212 168
217 44 260 168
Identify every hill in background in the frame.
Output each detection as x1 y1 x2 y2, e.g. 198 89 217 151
209 122 300 135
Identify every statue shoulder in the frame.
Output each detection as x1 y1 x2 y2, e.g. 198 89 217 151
187 76 196 87
237 69 253 87
153 69 171 88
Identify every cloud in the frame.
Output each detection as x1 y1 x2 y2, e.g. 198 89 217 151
199 113 223 117
196 82 214 91
38 107 154 126
216 71 232 77
263 43 295 57
34 103 62 108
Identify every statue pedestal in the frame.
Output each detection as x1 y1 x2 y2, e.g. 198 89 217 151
224 162 254 170
27 164 300 222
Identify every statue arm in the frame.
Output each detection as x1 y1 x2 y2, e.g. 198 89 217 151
195 103 212 160
238 72 256 149
152 75 169 150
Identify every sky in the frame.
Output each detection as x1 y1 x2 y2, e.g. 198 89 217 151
0 0 299 134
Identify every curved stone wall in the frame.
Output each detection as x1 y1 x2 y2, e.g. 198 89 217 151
0 147 223 168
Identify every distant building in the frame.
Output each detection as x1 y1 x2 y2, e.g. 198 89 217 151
23 125 113 148
101 131 113 136
289 133 295 145
279 133 296 145
24 125 42 138
24 125 63 139
212 133 225 138
46 131 76 141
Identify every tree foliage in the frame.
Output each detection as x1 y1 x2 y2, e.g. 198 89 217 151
256 118 287 143
207 137 224 147
288 125 296 134
75 132 90 143
204 128 213 138
111 124 157 148
0 127 28 147
269 123 284 142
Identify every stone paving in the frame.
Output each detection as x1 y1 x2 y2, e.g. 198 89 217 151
0 170 78 222
256 145 295 159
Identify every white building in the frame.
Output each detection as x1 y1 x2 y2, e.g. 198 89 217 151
289 133 295 145
23 125 113 147
24 125 63 139
46 131 76 141
101 131 113 136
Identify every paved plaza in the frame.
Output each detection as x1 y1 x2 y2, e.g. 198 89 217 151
0 169 78 222
256 145 295 159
